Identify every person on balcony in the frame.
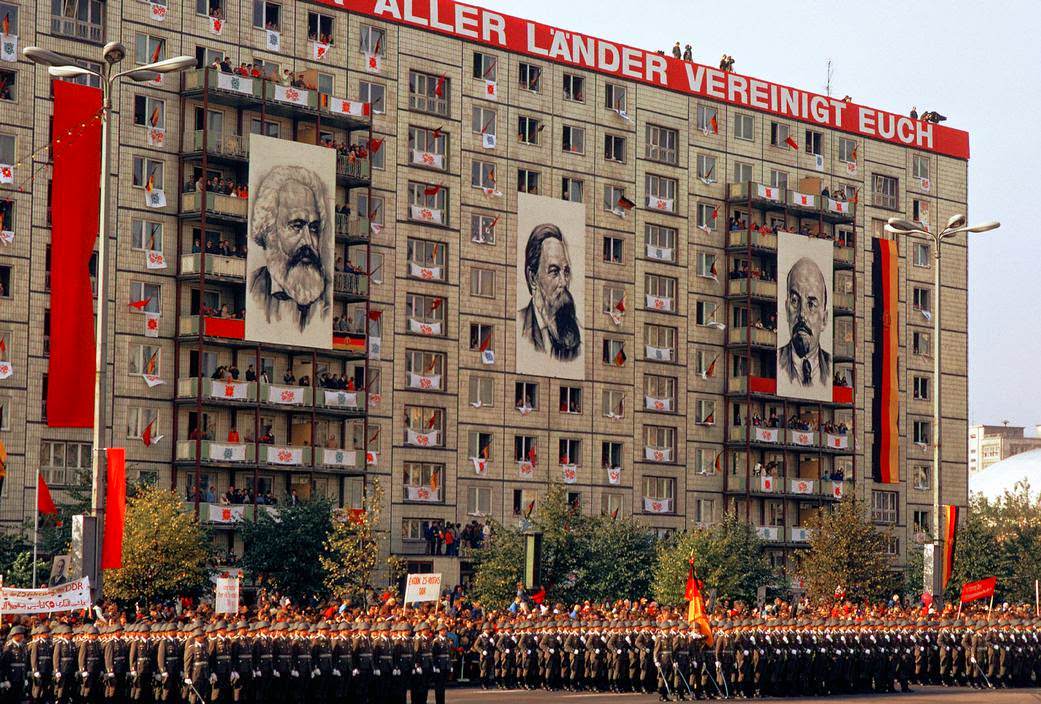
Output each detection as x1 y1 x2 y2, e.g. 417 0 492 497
227 427 240 443
245 365 256 382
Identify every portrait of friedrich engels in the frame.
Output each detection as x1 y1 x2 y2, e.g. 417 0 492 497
248 165 332 334
518 223 582 362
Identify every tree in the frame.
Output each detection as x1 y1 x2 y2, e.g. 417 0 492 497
323 480 394 600
240 496 333 604
797 498 894 603
104 487 211 603
0 532 45 588
470 520 525 609
652 514 772 606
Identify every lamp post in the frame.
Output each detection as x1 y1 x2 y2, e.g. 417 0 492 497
24 43 195 598
885 214 999 604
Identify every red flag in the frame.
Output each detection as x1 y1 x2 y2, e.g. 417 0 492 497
710 259 718 278
942 504 959 590
481 444 489 459
129 297 152 310
610 506 619 521
429 469 439 491
614 347 626 366
713 451 722 473
423 184 442 197
430 298 443 311
145 349 158 375
616 195 635 211
709 114 718 134
685 558 714 646
524 499 536 518
853 188 860 205
367 309 382 321
959 576 996 604
703 412 714 425
150 40 162 64
426 413 437 430
711 206 719 221
785 136 799 150
684 560 696 601
101 448 126 569
851 145 858 161
614 296 626 313
2 14 9 35
434 74 447 98
149 106 160 127
0 336 5 355
432 125 444 140
527 445 536 466
141 418 155 447
531 586 546 605
38 473 58 515
706 356 717 377
368 137 384 154
479 334 491 352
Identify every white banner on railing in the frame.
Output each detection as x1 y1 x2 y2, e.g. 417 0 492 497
758 475 776 492
644 446 671 463
642 497 672 514
790 478 815 495
268 384 305 405
0 577 91 614
756 184 781 201
208 504 245 524
273 85 309 107
408 261 443 280
323 390 358 408
406 428 439 447
266 446 303 466
645 294 672 312
789 430 816 447
208 443 247 463
330 99 371 117
753 427 781 443
407 372 441 390
216 72 252 95
517 461 535 478
408 318 442 336
826 197 850 214
644 396 671 412
791 192 816 208
825 433 849 449
210 380 249 400
321 448 358 468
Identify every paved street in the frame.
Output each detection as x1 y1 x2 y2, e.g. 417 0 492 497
446 686 1041 703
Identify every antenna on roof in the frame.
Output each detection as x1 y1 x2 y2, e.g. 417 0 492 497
825 59 834 97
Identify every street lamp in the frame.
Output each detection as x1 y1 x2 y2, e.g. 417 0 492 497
885 214 999 605
24 43 195 597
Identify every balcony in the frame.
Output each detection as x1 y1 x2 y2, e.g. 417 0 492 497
180 191 248 222
727 326 776 349
336 153 371 184
185 502 279 526
834 245 855 268
178 315 246 341
316 447 364 471
316 388 363 412
51 16 103 43
179 253 245 280
727 374 854 407
729 474 783 494
188 131 249 160
755 525 783 542
176 377 256 403
335 214 371 241
333 271 368 299
259 383 312 407
176 440 255 464
260 445 312 467
790 526 813 543
834 291 855 314
727 278 776 300
726 229 777 252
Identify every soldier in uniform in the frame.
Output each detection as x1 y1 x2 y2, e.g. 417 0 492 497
229 621 253 704
409 622 432 704
388 622 412 704
350 622 374 704
471 623 494 689
430 622 452 704
183 628 211 704
270 623 292 704
372 621 393 703
29 624 54 703
605 621 629 693
289 623 311 704
51 624 76 704
493 619 515 690
155 623 181 704
1 625 29 704
103 624 129 702
251 622 274 704
330 622 351 704
130 622 157 703
652 620 673 701
77 624 103 704
311 622 334 704
538 621 562 690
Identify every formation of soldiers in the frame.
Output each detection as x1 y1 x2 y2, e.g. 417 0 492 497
1 609 1038 702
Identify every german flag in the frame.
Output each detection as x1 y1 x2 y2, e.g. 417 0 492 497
685 557 714 646
872 238 899 483
942 505 959 590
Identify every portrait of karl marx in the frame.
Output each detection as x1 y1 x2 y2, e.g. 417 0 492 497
778 256 831 387
248 165 332 333
518 223 582 362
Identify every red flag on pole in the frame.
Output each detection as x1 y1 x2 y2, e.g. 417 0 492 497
614 347 626 366
434 74 447 98
423 184 442 197
141 418 155 447
616 195 635 211
785 136 799 150
709 115 718 134
38 473 58 515
531 586 546 605
150 40 162 64
942 504 959 590
128 297 151 310
101 448 126 569
959 576 996 604
368 137 384 154
685 558 714 645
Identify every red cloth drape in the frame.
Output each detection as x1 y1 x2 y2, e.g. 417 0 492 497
37 473 57 515
47 81 102 427
101 447 126 569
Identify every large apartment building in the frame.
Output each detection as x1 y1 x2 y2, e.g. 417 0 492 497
0 0 971 585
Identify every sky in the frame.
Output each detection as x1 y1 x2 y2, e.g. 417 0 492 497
466 0 1041 431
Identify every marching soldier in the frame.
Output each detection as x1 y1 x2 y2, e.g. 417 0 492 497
2 625 29 704
29 624 54 703
311 622 334 704
493 619 515 689
183 628 211 704
155 623 181 704
471 623 494 689
51 624 76 704
429 622 452 704
229 621 253 704
409 622 432 704
129 622 156 703
77 625 103 704
652 620 673 701
103 624 129 702
350 622 374 704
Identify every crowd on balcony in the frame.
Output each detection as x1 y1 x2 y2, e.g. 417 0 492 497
192 237 247 258
318 372 357 391
424 519 489 556
728 260 776 282
200 303 245 320
728 216 842 242
333 256 366 275
184 175 249 199
333 314 365 334
821 420 850 436
321 135 370 163
752 313 777 331
749 411 782 428
834 370 851 387
308 30 335 45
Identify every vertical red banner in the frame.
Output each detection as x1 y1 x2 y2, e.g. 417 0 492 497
102 447 126 569
942 504 959 590
47 80 102 428
872 238 900 483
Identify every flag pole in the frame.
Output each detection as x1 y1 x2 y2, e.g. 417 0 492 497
32 473 39 588
1035 579 1039 618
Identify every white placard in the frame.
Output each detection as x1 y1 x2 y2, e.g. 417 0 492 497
147 126 166 148
644 446 671 463
0 361 11 380
561 464 577 484
646 195 673 212
322 448 357 467
149 3 167 22
409 205 444 225
216 73 252 95
215 577 239 613
791 192 816 208
144 312 160 338
266 29 281 52
645 294 672 312
0 34 18 63
273 84 309 106
0 164 12 184
0 577 91 614
311 41 330 61
404 573 442 604
789 430 816 447
756 184 780 201
481 133 496 149
208 443 247 463
209 16 224 35
145 189 166 208
753 427 780 443
364 53 381 73
405 486 440 502
323 390 358 408
208 504 245 523
644 345 673 362
406 428 439 447
408 318 442 336
484 80 497 99
145 249 167 269
330 99 370 117
607 467 621 485
642 497 672 514
210 380 249 400
411 150 445 170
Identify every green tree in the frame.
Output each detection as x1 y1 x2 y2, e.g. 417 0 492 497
798 498 894 603
0 532 45 588
240 496 333 603
104 487 211 602
652 514 772 605
322 480 392 600
470 519 525 609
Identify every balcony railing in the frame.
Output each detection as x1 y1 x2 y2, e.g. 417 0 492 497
727 229 777 251
336 153 371 181
190 130 249 158
180 253 246 279
756 525 783 542
335 214 370 239
181 191 248 219
51 16 103 43
176 440 255 463
727 278 777 299
185 502 279 526
727 327 777 348
177 377 256 402
334 271 369 297
261 445 312 467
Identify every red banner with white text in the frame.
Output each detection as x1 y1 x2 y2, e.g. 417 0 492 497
47 81 102 427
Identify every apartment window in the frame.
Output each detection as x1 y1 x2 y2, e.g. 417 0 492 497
913 466 930 491
41 440 92 487
559 386 582 414
604 185 627 213
307 11 334 43
694 300 718 326
405 350 445 389
126 406 159 439
470 267 496 298
407 182 448 225
645 225 676 262
466 486 492 516
0 397 8 431
133 96 166 130
469 323 493 352
694 498 715 525
645 273 676 306
913 375 930 400
770 170 788 190
695 399 715 424
912 286 931 314
517 169 540 194
872 173 899 210
558 438 581 465
913 242 930 268
838 137 857 163
696 154 717 182
604 134 626 163
694 447 717 475
131 156 164 190
0 69 12 102
871 490 898 524
517 115 541 145
601 492 624 517
913 419 931 446
512 488 537 515
561 177 584 203
406 238 446 279
696 204 717 231
602 338 626 365
769 122 789 148
252 0 281 30
405 293 445 331
468 51 497 82
644 324 676 358
359 25 384 55
642 475 675 505
562 125 585 154
470 160 496 190
912 331 931 357
404 406 444 439
645 124 678 164
912 154 930 181
602 285 625 313
513 435 536 462
734 113 754 141
408 125 447 170
359 81 386 114
601 441 622 469
409 70 449 117
804 129 823 156
646 174 676 212
602 236 623 264
602 388 625 418
696 252 717 279
250 118 280 139
403 462 445 500
131 219 163 251
471 105 496 139
0 3 18 35
134 34 165 65
468 376 493 408
696 104 717 133
470 213 497 245
605 83 626 113
518 62 541 92
0 328 9 359
563 73 585 102
733 161 753 184
128 343 161 376
644 425 675 453
514 382 538 410
401 518 439 541
129 281 161 314
51 0 104 43
644 374 675 409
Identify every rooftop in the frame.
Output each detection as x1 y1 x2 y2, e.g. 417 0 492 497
969 449 1041 501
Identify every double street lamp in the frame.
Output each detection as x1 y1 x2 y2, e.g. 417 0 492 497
24 43 195 597
885 214 999 604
